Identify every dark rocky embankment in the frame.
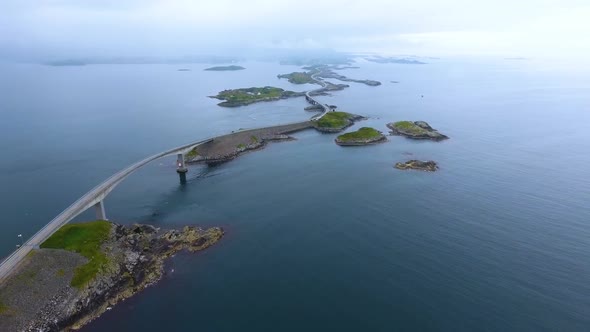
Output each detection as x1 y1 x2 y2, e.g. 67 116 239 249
394 160 438 172
0 222 223 331
186 122 312 165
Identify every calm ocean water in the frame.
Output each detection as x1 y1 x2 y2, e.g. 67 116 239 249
0 58 589 331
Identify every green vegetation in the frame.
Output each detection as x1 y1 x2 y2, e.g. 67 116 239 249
186 149 199 159
336 127 382 142
211 86 303 107
277 71 316 84
15 270 37 284
391 121 428 135
41 220 112 289
315 112 355 128
56 269 66 277
0 301 8 314
250 135 258 143
237 143 246 149
204 65 245 71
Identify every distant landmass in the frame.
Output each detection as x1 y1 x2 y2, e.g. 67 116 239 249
204 65 245 71
365 56 427 64
44 55 242 66
45 60 87 66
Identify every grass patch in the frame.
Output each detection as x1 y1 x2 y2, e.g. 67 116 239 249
391 121 428 135
337 127 382 142
315 112 354 128
15 270 37 284
186 149 198 159
41 220 111 289
0 301 8 314
250 135 258 143
237 143 246 149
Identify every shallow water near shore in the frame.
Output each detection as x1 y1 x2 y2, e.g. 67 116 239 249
1 59 590 331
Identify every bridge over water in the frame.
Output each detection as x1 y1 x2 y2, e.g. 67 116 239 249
0 76 332 283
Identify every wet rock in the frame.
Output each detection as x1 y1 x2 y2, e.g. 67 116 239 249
394 160 438 172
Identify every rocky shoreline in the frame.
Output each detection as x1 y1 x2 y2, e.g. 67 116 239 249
0 222 223 331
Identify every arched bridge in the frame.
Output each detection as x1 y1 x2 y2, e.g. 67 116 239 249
0 73 333 283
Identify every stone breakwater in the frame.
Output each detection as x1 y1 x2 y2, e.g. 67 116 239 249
0 223 223 331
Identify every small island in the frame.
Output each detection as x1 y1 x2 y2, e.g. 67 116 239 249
277 72 317 84
0 220 223 331
387 121 448 141
394 160 438 172
210 86 305 107
313 111 365 132
204 65 245 71
335 127 387 146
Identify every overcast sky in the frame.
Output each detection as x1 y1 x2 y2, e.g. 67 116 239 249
1 0 589 59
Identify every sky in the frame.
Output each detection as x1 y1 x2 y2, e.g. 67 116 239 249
1 0 590 60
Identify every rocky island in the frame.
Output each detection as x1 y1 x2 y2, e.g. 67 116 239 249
204 65 245 71
313 111 366 133
394 160 439 172
387 121 449 141
210 86 305 107
335 127 387 146
0 220 223 331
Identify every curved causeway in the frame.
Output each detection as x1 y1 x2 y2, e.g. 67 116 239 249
0 74 333 283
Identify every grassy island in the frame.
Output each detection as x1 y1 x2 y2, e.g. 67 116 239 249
210 86 304 107
314 112 359 130
387 121 448 141
204 65 245 71
335 127 386 145
277 72 316 84
390 121 428 135
41 220 111 288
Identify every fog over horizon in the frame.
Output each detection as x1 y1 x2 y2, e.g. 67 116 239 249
1 0 590 61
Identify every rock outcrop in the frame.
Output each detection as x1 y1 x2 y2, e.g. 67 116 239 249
13 223 223 331
394 160 438 172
